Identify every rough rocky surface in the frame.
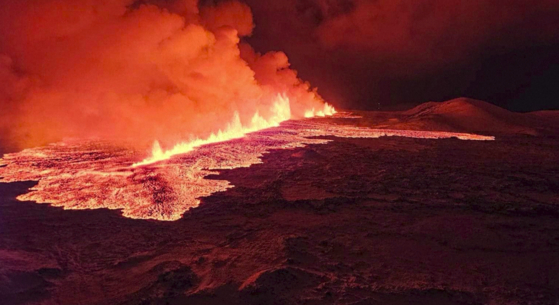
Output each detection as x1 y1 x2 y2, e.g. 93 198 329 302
1 102 559 304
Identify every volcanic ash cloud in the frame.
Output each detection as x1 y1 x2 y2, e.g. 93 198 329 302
0 0 330 150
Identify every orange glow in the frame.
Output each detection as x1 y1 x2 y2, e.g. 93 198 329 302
134 94 336 167
0 0 334 151
0 115 493 221
304 103 337 118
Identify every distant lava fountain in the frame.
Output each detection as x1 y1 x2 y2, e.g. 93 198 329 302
0 111 493 221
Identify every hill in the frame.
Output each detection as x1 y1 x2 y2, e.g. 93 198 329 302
356 98 558 136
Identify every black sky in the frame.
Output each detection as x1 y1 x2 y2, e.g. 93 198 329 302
240 0 559 111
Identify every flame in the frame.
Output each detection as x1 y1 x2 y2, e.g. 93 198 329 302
304 103 337 118
133 94 335 167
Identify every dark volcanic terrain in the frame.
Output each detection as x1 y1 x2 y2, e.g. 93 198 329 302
1 99 559 305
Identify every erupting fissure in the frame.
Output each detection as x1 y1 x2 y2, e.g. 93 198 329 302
133 94 337 167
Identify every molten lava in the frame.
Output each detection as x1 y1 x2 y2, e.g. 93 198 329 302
0 111 493 221
134 94 336 167
304 103 337 118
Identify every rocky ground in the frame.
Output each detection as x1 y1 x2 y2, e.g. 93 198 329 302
1 100 559 304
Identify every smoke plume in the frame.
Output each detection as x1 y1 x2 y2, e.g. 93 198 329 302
0 0 328 150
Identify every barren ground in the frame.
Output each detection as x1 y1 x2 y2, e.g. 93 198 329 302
1 107 559 304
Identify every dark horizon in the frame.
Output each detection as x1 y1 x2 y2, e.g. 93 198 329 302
241 0 559 112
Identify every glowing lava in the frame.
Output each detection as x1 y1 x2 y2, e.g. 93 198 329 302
304 103 337 118
0 114 493 221
134 94 336 167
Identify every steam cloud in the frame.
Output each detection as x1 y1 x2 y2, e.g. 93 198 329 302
0 0 327 150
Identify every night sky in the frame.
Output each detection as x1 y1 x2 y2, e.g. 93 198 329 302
239 0 559 111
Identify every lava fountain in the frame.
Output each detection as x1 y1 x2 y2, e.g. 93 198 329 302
134 94 336 167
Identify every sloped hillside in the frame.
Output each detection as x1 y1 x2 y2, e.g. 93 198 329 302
402 98 538 135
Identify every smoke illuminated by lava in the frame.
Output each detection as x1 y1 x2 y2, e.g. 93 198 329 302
0 0 496 222
0 0 332 151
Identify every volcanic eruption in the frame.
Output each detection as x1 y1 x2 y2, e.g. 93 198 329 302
0 0 494 220
2 1 559 304
0 0 334 151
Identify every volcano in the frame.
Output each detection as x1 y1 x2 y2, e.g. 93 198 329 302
1 99 559 304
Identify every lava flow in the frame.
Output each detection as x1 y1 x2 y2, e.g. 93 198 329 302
0 111 493 221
